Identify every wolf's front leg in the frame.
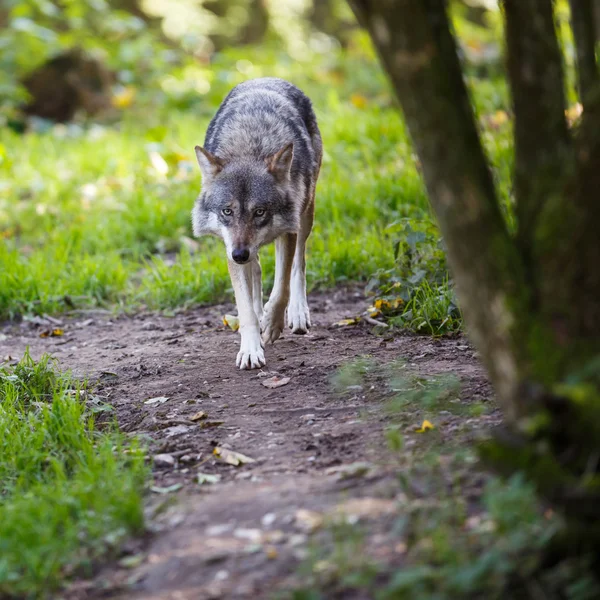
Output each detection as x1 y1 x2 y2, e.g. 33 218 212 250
228 259 265 370
288 209 313 334
262 233 296 344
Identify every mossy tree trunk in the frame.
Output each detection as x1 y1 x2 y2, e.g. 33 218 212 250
348 0 600 546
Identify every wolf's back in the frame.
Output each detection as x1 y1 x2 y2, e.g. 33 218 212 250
203 78 321 178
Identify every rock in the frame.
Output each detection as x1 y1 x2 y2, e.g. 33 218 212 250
153 453 176 468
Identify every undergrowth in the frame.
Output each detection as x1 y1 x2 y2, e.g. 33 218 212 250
0 351 147 598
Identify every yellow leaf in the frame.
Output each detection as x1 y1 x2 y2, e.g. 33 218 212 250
350 93 368 109
111 86 136 109
222 314 239 332
332 317 360 327
213 447 256 466
415 419 434 433
367 305 379 317
189 411 208 422
39 328 64 338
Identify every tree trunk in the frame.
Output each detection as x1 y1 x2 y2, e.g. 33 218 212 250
348 0 600 546
348 0 530 421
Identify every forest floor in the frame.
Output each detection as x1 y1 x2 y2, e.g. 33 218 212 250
0 288 498 599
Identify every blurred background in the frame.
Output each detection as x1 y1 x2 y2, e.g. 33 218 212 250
0 0 510 126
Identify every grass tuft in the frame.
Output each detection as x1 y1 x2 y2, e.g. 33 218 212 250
0 351 147 598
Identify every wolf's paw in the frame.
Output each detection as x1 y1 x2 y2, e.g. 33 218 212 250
261 306 286 345
287 299 311 334
237 331 265 370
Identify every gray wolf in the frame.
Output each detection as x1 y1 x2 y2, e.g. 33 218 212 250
191 78 323 369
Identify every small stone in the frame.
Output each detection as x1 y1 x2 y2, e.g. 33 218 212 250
153 453 176 468
261 512 277 527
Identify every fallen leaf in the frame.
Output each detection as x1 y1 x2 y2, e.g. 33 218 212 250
295 508 323 533
213 447 256 466
262 376 291 389
415 419 434 433
118 553 146 569
332 317 360 327
197 472 221 485
222 314 239 331
189 410 208 422
199 421 224 429
39 328 64 338
144 396 169 405
150 483 183 494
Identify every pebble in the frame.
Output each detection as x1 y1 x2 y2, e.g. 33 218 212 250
153 453 176 468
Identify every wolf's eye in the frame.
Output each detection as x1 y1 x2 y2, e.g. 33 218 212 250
222 208 232 216
255 208 266 217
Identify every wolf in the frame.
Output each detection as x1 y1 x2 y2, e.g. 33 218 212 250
191 78 323 369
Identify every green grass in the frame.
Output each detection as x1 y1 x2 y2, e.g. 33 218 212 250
0 352 147 598
0 42 513 324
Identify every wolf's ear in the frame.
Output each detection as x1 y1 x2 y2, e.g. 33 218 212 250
195 145 225 181
266 143 294 181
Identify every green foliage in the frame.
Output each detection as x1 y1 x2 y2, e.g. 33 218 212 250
0 351 147 597
366 220 462 336
381 475 565 600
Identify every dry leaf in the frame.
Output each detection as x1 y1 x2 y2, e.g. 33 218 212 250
144 396 169 405
262 376 291 389
199 421 224 429
295 509 323 533
189 410 208 422
415 419 434 433
222 314 239 331
332 317 360 327
213 446 256 466
197 472 221 485
39 328 64 338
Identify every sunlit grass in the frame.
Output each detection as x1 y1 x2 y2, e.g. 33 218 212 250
0 45 512 322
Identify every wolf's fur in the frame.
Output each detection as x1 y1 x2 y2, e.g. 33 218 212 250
192 78 322 369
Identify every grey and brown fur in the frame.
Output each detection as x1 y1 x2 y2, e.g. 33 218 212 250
192 78 322 369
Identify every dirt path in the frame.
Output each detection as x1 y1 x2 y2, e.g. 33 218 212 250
0 289 497 599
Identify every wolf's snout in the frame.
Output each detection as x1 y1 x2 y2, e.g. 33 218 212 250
232 247 250 264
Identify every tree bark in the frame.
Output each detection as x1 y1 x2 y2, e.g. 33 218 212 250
503 0 573 261
348 0 530 421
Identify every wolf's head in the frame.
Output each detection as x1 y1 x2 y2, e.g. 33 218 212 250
191 144 299 264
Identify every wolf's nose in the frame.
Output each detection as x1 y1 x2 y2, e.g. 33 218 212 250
232 248 250 264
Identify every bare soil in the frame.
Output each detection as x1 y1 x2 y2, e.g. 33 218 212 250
0 289 499 600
